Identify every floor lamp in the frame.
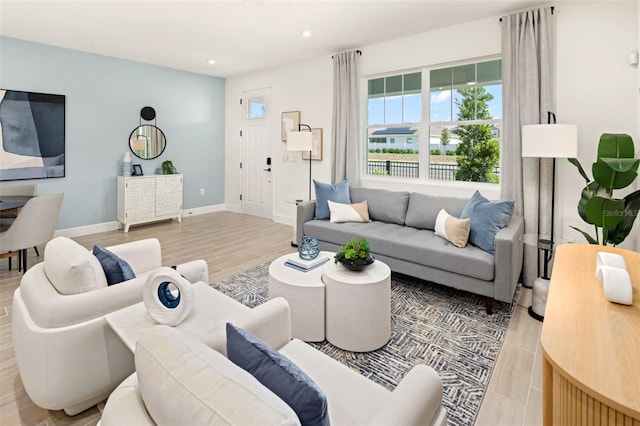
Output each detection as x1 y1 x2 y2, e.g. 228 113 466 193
521 114 578 321
287 124 313 200
287 124 313 248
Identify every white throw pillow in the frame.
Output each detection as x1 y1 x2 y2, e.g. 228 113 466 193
434 209 470 248
44 236 108 295
328 200 371 223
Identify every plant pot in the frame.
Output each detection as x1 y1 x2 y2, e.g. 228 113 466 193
338 254 375 271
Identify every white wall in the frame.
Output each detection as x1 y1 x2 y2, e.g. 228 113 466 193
226 2 640 252
225 16 502 226
225 56 333 225
556 1 639 249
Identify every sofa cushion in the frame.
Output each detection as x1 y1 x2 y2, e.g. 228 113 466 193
136 325 301 426
350 187 410 225
93 245 136 285
304 220 494 281
434 209 470 248
405 193 469 230
314 179 351 219
328 200 370 223
227 323 329 426
44 236 108 295
461 191 515 254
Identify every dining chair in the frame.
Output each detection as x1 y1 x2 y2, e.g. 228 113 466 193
0 184 38 197
0 184 39 264
0 193 64 272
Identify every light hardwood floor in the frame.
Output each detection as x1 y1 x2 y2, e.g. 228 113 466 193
0 211 542 425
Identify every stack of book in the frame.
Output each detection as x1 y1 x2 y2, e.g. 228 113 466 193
284 255 330 272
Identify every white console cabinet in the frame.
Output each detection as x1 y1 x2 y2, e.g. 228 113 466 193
117 174 183 232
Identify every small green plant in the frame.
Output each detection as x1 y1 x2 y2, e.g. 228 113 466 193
334 238 370 264
162 160 176 174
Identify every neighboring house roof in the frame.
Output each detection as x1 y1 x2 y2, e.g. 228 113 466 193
372 127 417 135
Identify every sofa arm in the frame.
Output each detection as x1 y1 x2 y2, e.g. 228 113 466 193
493 214 524 303
368 365 446 426
174 259 209 284
296 200 316 246
100 373 154 426
19 259 208 329
108 238 162 275
202 297 292 356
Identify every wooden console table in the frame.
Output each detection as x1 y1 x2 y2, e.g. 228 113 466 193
540 244 639 425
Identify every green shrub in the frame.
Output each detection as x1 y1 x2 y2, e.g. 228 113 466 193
371 169 389 176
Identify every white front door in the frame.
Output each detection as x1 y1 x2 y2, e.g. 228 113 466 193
240 88 272 219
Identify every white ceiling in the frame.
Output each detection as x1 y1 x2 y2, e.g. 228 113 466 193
0 0 545 78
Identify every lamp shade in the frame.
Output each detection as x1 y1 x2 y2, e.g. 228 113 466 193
522 124 578 158
287 131 313 152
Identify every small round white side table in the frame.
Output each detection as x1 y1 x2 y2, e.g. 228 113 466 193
322 259 391 352
268 252 331 342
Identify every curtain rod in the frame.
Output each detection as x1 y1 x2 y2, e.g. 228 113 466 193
499 5 554 22
331 50 362 59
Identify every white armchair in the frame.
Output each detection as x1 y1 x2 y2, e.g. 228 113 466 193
12 236 208 415
100 298 448 426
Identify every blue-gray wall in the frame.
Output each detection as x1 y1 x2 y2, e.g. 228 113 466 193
0 37 225 229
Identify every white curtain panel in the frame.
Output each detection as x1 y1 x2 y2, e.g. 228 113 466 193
500 7 554 288
331 50 360 185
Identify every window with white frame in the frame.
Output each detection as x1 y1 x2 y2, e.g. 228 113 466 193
365 58 502 183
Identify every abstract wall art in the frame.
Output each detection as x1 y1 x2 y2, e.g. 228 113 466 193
0 89 65 181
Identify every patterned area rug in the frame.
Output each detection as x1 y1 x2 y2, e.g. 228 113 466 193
211 263 517 426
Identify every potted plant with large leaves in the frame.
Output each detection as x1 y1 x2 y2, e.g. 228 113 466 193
568 133 639 245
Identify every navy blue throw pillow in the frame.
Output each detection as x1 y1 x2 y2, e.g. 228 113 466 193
93 245 136 285
226 323 330 426
460 191 515 254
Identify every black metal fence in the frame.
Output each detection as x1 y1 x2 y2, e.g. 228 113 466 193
367 160 499 181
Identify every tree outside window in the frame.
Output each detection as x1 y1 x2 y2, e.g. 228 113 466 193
453 87 500 183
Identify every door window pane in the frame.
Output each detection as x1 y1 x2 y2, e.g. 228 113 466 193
247 98 266 119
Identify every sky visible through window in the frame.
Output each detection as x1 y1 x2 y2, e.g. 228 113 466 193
368 85 502 125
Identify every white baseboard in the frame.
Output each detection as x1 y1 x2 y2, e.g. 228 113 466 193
55 221 121 238
55 203 228 238
273 213 295 227
182 203 227 217
225 204 241 213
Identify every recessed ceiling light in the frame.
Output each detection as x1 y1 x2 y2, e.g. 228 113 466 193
466 81 476 86
301 30 312 38
207 59 216 65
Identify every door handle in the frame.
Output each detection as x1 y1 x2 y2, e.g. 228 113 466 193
263 168 271 172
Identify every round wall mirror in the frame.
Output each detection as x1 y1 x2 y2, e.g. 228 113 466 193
129 125 166 160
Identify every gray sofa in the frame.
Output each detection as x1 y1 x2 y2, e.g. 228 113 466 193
296 187 524 314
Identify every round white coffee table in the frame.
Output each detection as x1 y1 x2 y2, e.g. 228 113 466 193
268 251 332 342
322 259 391 352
